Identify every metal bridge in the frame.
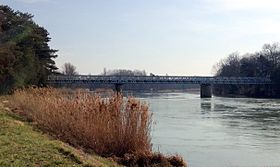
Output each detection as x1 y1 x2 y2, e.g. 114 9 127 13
47 75 271 85
47 75 272 98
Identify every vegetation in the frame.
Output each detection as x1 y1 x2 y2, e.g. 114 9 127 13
213 42 280 98
62 62 78 75
6 88 186 166
0 5 58 94
0 103 117 166
102 68 147 76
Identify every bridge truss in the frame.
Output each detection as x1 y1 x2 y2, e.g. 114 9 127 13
47 75 272 85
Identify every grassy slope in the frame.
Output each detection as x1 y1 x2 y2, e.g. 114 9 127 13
0 103 118 167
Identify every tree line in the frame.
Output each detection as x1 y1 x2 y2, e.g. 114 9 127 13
0 5 58 94
213 43 280 98
102 68 147 76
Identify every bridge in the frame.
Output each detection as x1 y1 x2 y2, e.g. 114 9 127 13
47 75 272 98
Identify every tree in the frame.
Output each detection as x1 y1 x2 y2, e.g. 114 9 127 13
62 63 78 75
0 5 58 93
103 69 146 76
213 42 280 98
215 52 241 77
262 43 280 69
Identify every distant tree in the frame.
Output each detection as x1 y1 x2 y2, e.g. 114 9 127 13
239 55 258 77
62 63 78 75
104 69 147 76
103 68 107 76
271 67 280 83
213 42 280 98
261 43 280 69
215 52 240 77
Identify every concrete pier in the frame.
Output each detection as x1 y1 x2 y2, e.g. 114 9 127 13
200 84 212 98
114 84 122 93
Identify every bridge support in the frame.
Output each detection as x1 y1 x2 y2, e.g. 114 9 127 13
200 84 212 98
114 84 122 93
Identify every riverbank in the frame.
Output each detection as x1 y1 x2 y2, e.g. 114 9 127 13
2 88 186 167
0 102 118 167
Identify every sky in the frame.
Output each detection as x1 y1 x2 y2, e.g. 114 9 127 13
1 0 280 75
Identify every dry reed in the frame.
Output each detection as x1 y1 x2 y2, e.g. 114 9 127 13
9 87 151 157
8 87 187 166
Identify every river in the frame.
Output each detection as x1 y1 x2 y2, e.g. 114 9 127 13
131 92 280 167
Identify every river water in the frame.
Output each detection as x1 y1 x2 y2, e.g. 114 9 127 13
132 92 280 167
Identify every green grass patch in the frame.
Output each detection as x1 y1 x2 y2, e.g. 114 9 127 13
0 104 118 167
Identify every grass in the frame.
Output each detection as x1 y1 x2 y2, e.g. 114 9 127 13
0 103 118 167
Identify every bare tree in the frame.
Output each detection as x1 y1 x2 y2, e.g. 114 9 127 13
262 43 280 68
62 62 78 75
104 69 147 76
213 52 240 76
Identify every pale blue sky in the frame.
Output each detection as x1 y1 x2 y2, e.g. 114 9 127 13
2 0 280 75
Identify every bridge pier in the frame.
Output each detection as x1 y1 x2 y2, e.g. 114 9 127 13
200 84 212 98
114 84 122 93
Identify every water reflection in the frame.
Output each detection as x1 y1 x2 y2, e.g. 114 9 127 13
200 99 212 115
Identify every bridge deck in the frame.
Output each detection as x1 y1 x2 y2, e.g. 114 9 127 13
47 75 272 85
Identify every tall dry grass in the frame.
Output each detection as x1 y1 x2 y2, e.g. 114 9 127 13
9 87 152 157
